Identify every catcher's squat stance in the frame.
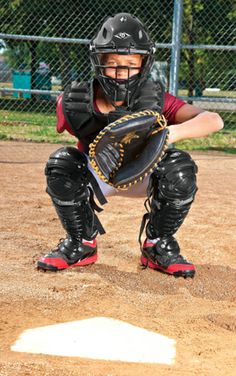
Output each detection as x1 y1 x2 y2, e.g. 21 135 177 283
37 13 223 277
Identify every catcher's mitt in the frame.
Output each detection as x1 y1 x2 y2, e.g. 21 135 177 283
89 110 169 190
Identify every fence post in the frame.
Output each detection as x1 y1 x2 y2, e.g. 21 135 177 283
169 0 184 96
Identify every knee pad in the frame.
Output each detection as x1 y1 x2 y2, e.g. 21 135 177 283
154 149 198 207
45 147 89 201
45 147 106 239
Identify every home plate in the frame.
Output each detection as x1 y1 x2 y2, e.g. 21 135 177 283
11 317 176 364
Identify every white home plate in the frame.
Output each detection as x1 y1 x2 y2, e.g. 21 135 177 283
11 317 176 364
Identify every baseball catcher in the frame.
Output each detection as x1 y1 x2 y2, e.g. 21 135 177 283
37 13 223 277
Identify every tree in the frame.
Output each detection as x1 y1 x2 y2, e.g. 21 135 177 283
0 0 235 96
181 0 236 96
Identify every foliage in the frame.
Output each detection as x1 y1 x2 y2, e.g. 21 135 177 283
1 0 235 91
3 42 31 70
181 0 236 91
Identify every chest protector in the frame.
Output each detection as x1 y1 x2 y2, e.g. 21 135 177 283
62 78 165 150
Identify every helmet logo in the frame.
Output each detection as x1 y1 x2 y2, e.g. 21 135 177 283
115 32 130 39
120 16 127 22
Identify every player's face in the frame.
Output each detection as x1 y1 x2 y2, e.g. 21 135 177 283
103 54 142 80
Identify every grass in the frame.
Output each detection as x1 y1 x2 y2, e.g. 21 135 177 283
0 109 55 126
176 130 236 154
2 81 236 98
0 109 235 153
0 109 75 144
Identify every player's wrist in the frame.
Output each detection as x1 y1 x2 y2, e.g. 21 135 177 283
167 126 178 144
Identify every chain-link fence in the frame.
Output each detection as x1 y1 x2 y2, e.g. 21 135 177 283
0 0 235 130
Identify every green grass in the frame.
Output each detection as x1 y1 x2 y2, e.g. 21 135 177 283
176 130 236 154
0 109 56 126
2 81 235 98
0 110 75 144
0 109 235 153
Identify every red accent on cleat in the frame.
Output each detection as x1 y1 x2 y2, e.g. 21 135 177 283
72 253 98 267
39 256 69 270
38 253 98 270
81 239 97 247
141 238 196 278
37 238 98 271
143 240 157 248
141 255 195 275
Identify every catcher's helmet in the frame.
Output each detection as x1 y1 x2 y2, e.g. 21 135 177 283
89 13 156 107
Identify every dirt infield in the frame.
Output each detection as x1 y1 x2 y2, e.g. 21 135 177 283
0 141 235 376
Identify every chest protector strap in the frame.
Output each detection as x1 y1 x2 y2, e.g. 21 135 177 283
132 79 165 113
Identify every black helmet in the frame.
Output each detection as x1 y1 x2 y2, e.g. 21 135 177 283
89 13 156 107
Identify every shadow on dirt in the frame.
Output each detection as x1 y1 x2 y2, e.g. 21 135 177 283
79 263 236 302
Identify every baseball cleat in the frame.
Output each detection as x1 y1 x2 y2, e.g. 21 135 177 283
37 237 97 271
141 237 195 278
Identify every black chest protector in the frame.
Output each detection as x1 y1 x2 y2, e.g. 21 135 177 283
62 79 165 151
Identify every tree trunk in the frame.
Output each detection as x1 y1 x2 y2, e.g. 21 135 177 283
187 0 196 103
29 41 38 102
188 48 195 100
59 44 71 90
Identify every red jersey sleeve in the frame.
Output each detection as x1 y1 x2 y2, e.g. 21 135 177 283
163 93 186 125
56 94 85 152
56 94 75 136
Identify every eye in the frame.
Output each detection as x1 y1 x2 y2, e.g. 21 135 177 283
127 60 140 66
106 61 117 66
129 63 140 68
